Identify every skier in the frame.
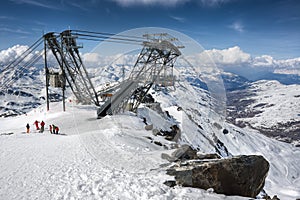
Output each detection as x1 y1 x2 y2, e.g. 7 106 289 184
52 124 59 134
49 124 53 134
40 121 45 133
52 124 56 134
26 123 30 133
54 126 59 134
33 120 40 130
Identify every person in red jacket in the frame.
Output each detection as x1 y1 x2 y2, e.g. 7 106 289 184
33 120 39 130
54 126 59 134
40 121 45 133
52 124 59 134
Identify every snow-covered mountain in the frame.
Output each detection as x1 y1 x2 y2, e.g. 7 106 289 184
227 79 300 146
221 72 250 91
0 65 46 117
1 76 300 199
1 49 300 199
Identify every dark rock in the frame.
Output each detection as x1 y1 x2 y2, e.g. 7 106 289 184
160 125 181 142
167 155 269 198
145 124 153 131
163 180 176 187
0 132 14 136
213 122 222 130
154 141 162 146
197 153 221 160
144 136 152 140
142 117 147 125
223 129 229 134
141 94 155 103
161 144 198 162
165 111 171 118
215 139 230 157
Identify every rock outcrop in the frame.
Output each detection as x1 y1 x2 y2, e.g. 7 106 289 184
166 155 269 198
161 144 200 162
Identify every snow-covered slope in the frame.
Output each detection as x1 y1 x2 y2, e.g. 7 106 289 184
0 102 246 200
0 65 47 117
227 80 300 145
1 52 300 199
1 81 300 199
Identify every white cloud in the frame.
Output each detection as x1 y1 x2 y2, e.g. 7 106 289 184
170 15 185 23
0 45 30 64
252 55 275 67
187 46 251 66
229 21 244 33
0 16 14 20
204 46 251 65
111 0 189 7
199 0 231 7
10 0 61 10
111 0 232 7
0 27 30 35
2 44 300 76
185 46 300 75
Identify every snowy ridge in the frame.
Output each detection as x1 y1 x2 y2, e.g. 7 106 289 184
0 65 46 117
238 80 300 128
227 79 300 145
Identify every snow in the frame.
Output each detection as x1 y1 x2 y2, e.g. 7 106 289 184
1 45 300 199
1 83 300 199
0 101 248 200
235 80 300 129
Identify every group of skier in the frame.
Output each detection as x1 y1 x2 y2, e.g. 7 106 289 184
25 120 59 134
49 124 59 134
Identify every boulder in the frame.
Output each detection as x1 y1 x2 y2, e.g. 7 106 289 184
161 144 198 162
167 155 269 198
197 153 221 160
145 124 153 131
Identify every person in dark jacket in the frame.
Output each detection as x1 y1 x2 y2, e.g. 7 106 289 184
40 121 45 133
26 123 30 133
52 124 59 134
49 124 53 134
52 124 56 134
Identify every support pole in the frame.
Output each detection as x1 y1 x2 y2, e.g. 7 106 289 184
62 85 66 112
61 38 66 112
44 37 50 111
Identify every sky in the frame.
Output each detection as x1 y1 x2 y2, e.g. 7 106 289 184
0 0 300 60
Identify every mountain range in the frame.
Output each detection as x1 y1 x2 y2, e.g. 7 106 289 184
1 49 300 199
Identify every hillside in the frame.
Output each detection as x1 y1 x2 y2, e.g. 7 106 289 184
1 56 300 199
1 80 300 199
227 80 300 146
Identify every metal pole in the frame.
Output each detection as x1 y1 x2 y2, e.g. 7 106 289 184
61 36 66 112
62 85 66 112
44 36 50 111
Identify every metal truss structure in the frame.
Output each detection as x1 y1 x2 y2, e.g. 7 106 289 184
3 30 183 117
97 34 182 118
44 31 100 111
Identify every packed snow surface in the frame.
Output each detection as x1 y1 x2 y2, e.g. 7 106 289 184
1 102 246 200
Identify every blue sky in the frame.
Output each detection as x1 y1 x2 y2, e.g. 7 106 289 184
0 0 300 59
